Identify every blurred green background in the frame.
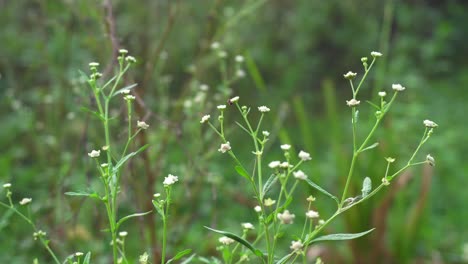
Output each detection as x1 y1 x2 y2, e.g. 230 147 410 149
1 0 467 263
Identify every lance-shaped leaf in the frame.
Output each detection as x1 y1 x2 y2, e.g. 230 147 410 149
152 200 164 217
65 190 101 200
112 83 138 97
80 106 104 121
116 211 152 230
304 178 339 205
166 249 192 264
234 165 251 181
180 253 196 264
276 252 294 264
113 144 149 173
82 252 92 264
308 228 375 244
261 174 278 199
360 142 379 153
204 227 263 258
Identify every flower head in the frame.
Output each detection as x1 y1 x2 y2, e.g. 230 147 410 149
89 62 99 68
392 83 406 91
293 170 307 180
88 149 101 158
343 71 357 79
125 56 137 63
280 144 291 151
423 119 438 128
280 161 291 168
290 240 303 252
75 252 84 257
385 157 396 163
426 154 435 166
382 177 390 186
124 95 136 101
119 49 128 54
268 161 281 168
19 198 32 205
137 121 149 129
119 231 128 237
262 131 270 137
378 91 386 97
163 174 179 186
306 195 316 202
236 69 246 78
258 106 270 113
277 210 295 224
241 223 254 230
306 210 320 219
298 150 312 161
218 142 231 153
346 98 360 107
235 55 244 63
211 42 220 50
200 115 210 124
264 198 276 207
3 183 11 188
371 51 383 57
254 205 262 212
219 236 235 245
217 105 226 110
229 96 239 104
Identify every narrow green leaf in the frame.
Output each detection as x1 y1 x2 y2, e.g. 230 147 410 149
79 106 104 121
102 75 118 89
180 254 196 264
304 178 339 204
261 174 278 198
152 200 164 217
166 249 192 263
65 190 100 200
245 52 266 93
234 121 250 135
112 83 138 97
366 100 380 110
276 252 294 264
361 177 372 197
309 228 375 244
234 165 251 180
204 227 263 258
116 211 152 230
360 142 379 153
113 144 149 173
83 252 92 264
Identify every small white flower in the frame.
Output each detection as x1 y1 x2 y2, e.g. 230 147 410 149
257 106 270 113
124 95 136 101
280 144 291 150
19 198 32 205
229 96 239 103
125 56 137 63
392 83 406 91
423 119 438 128
280 161 291 168
217 51 227 58
382 177 390 186
306 195 316 202
277 210 295 224
102 145 109 151
306 210 320 219
137 121 149 129
89 62 99 67
119 49 128 54
262 131 270 137
371 51 383 57
211 42 220 50
385 157 396 163
199 84 209 91
268 161 281 168
153 193 161 198
88 150 101 158
293 170 307 180
119 231 128 237
90 72 102 79
139 252 149 263
219 236 234 245
75 252 84 257
426 154 435 166
236 69 246 78
298 150 312 161
235 55 244 63
218 142 231 153
290 240 303 252
343 71 357 79
346 98 360 107
163 174 179 186
121 89 131 94
264 198 276 207
378 91 386 97
101 163 108 168
254 205 262 212
3 183 11 188
217 105 226 110
200 115 211 124
241 223 254 230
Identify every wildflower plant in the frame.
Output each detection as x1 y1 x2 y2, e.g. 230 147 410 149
201 51 437 263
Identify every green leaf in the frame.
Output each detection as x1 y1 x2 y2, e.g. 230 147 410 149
180 254 196 264
309 228 375 244
113 144 149 173
111 83 138 97
360 142 379 153
204 227 263 258
366 100 380 110
115 211 152 230
304 178 339 205
245 52 266 93
166 249 192 264
102 75 118 89
65 190 100 200
261 174 278 198
275 252 294 264
234 165 251 180
152 200 164 217
361 177 372 197
83 252 92 264
79 106 104 121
